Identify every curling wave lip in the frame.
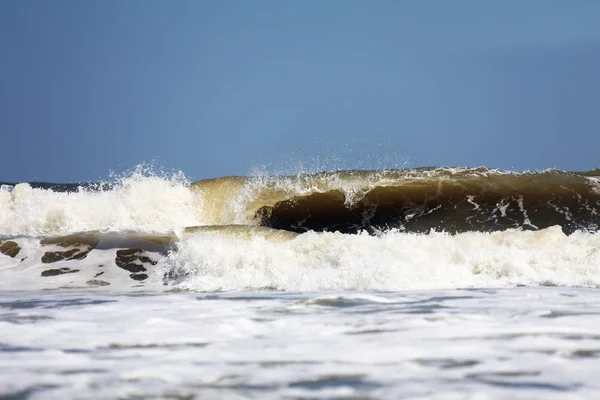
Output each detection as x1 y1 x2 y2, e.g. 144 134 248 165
192 168 600 234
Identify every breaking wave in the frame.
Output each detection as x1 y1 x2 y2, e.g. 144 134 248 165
192 167 600 234
1 166 600 292
0 167 200 235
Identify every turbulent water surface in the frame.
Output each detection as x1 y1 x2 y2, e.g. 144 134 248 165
1 167 600 399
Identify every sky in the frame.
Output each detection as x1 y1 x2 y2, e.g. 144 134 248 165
1 0 600 182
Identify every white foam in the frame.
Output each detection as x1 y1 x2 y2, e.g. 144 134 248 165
0 235 170 292
2 226 599 292
173 226 600 291
2 288 600 398
0 169 201 235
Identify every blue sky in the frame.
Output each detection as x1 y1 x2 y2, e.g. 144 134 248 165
2 0 600 182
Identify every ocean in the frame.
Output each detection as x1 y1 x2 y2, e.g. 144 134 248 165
1 166 600 399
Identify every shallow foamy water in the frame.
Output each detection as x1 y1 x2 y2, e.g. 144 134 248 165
2 287 600 399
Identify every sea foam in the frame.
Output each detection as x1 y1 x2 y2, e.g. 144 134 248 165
171 226 600 291
0 169 200 236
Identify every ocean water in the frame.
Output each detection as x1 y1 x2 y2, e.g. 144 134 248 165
1 167 600 399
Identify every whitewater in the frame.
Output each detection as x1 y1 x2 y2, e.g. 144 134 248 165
1 166 600 399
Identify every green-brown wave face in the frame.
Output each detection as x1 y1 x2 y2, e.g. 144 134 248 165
192 168 600 234
4 167 600 236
